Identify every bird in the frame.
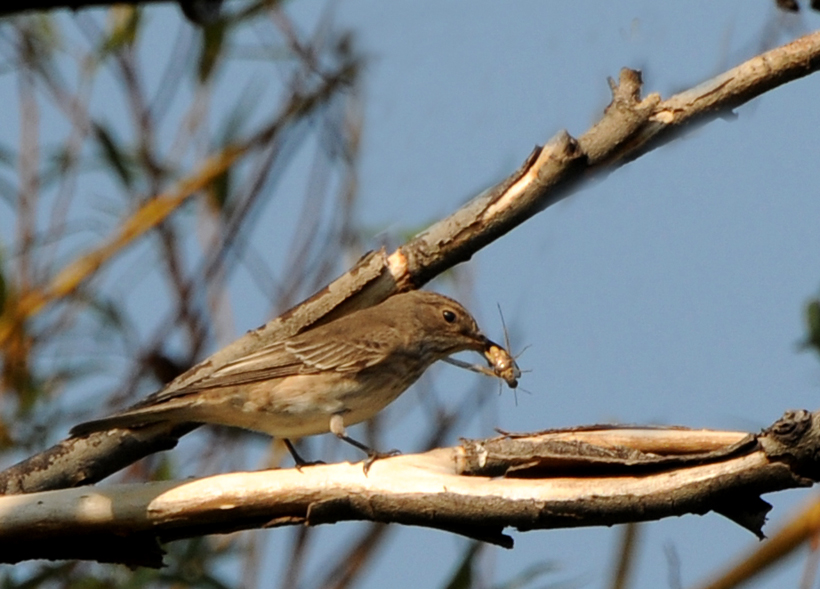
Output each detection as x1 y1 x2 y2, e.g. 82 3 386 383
70 290 518 469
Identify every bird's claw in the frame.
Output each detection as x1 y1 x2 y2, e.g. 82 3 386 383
362 448 401 474
284 439 326 471
294 458 326 471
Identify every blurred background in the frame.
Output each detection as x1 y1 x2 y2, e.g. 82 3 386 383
2 1 820 587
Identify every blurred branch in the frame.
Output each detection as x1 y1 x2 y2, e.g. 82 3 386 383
5 144 239 324
609 523 642 589
0 63 350 347
1 410 818 567
0 0 170 18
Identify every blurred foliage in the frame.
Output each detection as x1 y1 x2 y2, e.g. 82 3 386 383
803 298 820 354
0 2 379 586
93 122 136 189
442 543 482 589
440 542 569 589
198 18 227 82
99 5 141 55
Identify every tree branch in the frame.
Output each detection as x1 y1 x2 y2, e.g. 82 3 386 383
1 410 817 567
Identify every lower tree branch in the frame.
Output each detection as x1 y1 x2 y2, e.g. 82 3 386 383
0 410 817 567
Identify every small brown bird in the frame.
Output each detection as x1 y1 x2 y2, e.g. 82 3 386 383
71 290 517 467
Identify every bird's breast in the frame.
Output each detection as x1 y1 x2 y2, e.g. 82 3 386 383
188 363 425 437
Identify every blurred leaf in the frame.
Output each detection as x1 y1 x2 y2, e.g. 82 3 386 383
207 166 231 212
100 6 142 57
20 15 61 68
179 0 225 26
442 542 482 589
802 299 820 354
198 19 228 83
93 122 135 188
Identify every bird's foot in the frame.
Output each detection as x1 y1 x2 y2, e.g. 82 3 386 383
362 448 401 474
284 439 325 471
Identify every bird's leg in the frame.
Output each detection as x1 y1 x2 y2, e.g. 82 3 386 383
329 414 400 474
283 439 325 470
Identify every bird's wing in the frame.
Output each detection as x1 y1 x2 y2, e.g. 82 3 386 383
284 334 391 372
137 333 390 405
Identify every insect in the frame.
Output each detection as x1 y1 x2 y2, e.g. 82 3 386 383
485 343 521 388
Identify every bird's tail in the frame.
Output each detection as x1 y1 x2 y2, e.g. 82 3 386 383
69 406 188 437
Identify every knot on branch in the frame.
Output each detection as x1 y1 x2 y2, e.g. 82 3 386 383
579 68 661 164
761 409 820 481
607 68 645 108
768 409 813 444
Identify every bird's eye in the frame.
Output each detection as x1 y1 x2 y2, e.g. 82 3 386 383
442 310 457 323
